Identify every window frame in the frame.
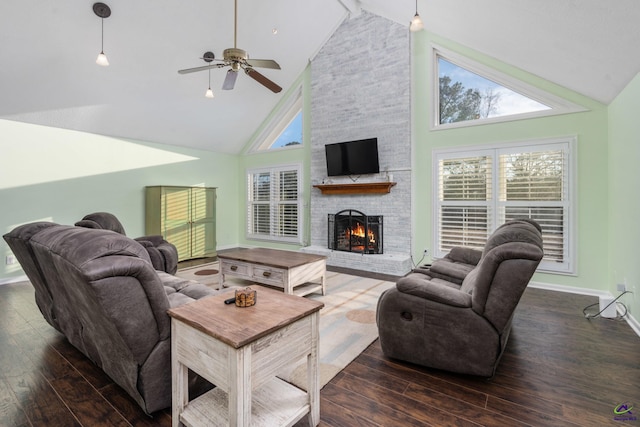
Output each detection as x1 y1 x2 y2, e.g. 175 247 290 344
431 45 587 130
432 137 577 275
248 86 303 152
246 163 303 244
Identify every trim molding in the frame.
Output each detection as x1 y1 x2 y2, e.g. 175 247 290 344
529 280 640 338
0 275 28 286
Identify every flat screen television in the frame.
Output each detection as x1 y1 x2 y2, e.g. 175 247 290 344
325 138 380 176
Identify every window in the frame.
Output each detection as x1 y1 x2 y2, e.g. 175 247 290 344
247 165 302 243
433 46 585 129
438 57 550 124
250 87 302 152
433 138 575 274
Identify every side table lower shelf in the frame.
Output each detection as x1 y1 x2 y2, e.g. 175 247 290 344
180 378 309 427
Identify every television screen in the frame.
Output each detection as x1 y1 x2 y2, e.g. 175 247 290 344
325 138 379 176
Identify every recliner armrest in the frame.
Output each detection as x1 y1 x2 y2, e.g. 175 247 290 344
134 235 166 246
446 247 482 265
397 277 472 308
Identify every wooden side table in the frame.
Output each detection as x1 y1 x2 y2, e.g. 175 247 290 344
168 286 324 427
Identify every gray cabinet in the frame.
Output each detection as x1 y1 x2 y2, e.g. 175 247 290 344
145 186 216 261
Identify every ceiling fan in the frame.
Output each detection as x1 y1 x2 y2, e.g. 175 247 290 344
178 0 282 93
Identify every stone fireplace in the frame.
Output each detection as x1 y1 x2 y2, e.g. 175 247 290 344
301 11 412 276
328 209 383 254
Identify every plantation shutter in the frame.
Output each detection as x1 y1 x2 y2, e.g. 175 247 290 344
250 172 271 235
498 146 569 265
277 169 299 237
436 155 492 251
247 165 301 243
434 139 574 274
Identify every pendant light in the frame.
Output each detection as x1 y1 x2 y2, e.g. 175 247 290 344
205 69 215 98
93 3 111 66
409 0 424 32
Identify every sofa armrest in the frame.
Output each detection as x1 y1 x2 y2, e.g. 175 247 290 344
396 277 472 308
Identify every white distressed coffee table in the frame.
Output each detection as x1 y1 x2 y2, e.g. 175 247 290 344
168 285 324 427
218 248 327 297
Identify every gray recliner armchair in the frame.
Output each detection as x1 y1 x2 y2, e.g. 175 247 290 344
376 219 544 377
75 212 178 275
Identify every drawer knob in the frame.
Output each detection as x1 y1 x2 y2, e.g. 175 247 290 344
262 271 271 277
230 265 238 271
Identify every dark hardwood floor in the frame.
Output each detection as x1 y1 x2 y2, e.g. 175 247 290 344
1 279 639 426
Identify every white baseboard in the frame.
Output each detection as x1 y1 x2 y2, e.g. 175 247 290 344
621 305 640 337
528 280 612 297
0 274 28 285
528 280 640 338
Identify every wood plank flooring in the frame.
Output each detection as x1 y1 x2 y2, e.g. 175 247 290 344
1 279 639 426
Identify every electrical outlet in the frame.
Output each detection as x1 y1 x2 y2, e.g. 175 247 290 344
5 255 17 265
423 248 429 255
617 283 627 292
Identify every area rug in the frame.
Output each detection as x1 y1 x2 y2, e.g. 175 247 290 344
176 263 396 390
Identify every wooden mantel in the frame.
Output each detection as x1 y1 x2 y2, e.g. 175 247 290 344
313 182 396 195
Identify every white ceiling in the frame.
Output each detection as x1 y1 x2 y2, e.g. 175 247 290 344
1 0 639 154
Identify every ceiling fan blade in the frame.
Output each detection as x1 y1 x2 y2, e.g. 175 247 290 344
178 63 226 74
245 59 281 70
222 70 239 90
245 68 282 93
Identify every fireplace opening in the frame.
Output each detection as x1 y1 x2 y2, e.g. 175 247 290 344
328 209 383 254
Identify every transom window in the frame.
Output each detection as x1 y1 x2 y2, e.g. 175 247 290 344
433 46 585 129
438 57 550 124
433 138 576 274
247 165 302 243
250 87 302 152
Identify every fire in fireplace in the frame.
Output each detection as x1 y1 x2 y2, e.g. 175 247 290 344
328 209 383 254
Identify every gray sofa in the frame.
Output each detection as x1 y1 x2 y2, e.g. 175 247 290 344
74 211 179 275
3 222 228 414
376 219 544 377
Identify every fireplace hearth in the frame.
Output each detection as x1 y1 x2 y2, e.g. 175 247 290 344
328 209 383 254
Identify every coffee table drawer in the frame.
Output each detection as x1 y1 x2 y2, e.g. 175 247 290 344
252 266 285 285
221 261 250 277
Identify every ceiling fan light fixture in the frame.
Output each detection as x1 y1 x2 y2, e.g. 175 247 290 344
96 51 109 66
205 69 214 98
93 3 111 66
409 0 424 32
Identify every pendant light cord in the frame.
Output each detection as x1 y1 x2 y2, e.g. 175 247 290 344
101 17 105 52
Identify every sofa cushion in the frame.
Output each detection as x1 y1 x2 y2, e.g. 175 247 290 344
157 271 216 300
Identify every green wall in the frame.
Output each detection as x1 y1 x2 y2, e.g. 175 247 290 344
0 119 240 282
608 72 640 319
411 32 611 292
236 68 312 251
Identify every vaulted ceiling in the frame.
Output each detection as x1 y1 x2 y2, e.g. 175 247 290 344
1 0 639 154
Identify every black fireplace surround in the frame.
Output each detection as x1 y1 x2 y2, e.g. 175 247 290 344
328 209 383 254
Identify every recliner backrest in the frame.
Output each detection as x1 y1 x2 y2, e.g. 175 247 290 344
74 212 126 235
3 221 61 331
460 220 544 331
27 225 171 407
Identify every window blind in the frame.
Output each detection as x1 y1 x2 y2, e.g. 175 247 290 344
247 165 301 243
434 139 574 274
437 155 492 251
